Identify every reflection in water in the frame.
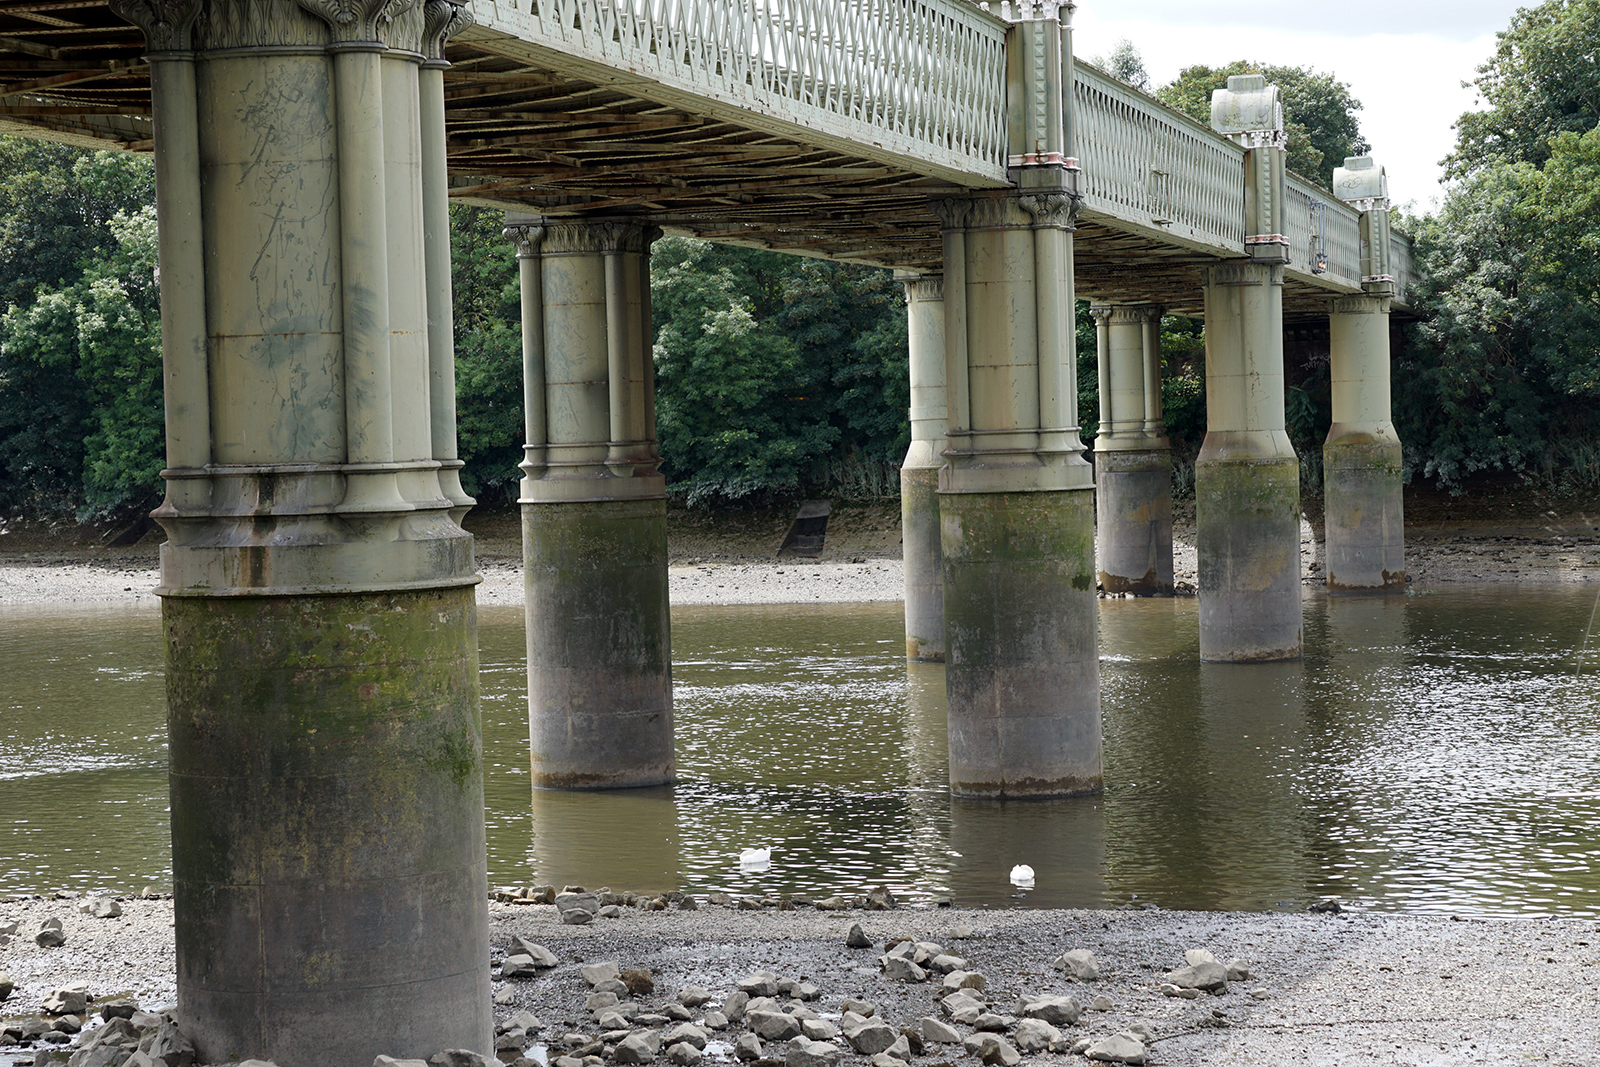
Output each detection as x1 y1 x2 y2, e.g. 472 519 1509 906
7 587 1600 916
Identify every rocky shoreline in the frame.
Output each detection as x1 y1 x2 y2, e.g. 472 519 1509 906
2 894 1597 1067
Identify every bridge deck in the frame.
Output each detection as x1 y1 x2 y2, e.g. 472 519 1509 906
0 0 1412 317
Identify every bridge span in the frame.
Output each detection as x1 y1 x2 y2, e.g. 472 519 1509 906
1 2 1413 1062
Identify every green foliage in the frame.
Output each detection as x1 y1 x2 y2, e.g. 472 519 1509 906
1157 61 1370 185
1446 0 1600 177
0 139 159 518
650 238 907 507
448 205 524 500
1397 0 1600 494
0 207 163 518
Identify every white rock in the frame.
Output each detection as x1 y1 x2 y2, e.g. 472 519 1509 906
1053 949 1100 981
920 1017 962 1044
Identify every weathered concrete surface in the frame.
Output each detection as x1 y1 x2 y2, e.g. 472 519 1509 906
1095 449 1174 595
941 490 1101 798
1195 448 1302 662
523 498 674 789
902 466 945 661
1324 439 1406 593
164 588 491 1065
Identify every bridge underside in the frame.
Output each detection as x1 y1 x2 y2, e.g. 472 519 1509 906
1 5 1347 320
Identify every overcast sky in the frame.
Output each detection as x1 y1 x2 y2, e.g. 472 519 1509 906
1068 1 1532 210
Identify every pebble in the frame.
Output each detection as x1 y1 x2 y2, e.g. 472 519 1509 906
1091 994 1114 1011
431 1052 495 1067
1158 983 1200 999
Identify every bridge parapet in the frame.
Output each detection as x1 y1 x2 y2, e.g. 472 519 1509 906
466 0 1011 186
1072 63 1245 253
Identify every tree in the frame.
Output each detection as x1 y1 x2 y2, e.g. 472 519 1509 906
1446 0 1600 177
448 204 524 500
0 208 163 518
1157 62 1370 185
1090 39 1149 93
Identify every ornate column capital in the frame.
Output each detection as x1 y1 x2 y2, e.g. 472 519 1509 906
297 0 417 46
109 0 201 52
422 0 473 64
504 223 546 258
1020 191 1078 230
539 218 661 256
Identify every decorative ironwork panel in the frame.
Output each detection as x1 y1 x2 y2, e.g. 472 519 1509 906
1391 231 1416 305
469 0 1010 185
1284 175 1361 289
1072 64 1245 254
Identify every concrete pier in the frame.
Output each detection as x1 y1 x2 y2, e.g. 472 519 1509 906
120 0 493 1060
935 2 1099 798
899 272 947 661
1198 75 1302 662
507 216 675 789
1326 156 1405 593
1091 305 1173 595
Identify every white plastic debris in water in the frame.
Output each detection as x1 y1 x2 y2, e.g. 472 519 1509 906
740 847 772 871
1009 864 1035 887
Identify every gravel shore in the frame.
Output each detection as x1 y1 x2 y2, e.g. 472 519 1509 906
2 896 1597 1066
2 520 1594 608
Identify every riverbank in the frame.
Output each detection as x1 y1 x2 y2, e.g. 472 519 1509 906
2 490 1597 606
1 896 1596 1066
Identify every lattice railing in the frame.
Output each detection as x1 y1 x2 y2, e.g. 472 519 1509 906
1072 64 1244 254
469 0 1010 184
1284 175 1361 289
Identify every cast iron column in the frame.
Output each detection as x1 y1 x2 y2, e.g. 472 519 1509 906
1090 304 1174 594
937 0 1100 798
507 215 675 789
111 0 492 1062
1198 74 1302 662
899 272 948 661
1326 155 1405 592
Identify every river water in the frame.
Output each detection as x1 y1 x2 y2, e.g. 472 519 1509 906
4 586 1600 916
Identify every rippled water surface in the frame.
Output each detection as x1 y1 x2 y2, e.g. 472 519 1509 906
6 586 1600 915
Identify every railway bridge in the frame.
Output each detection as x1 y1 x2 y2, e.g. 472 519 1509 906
0 1 1413 1061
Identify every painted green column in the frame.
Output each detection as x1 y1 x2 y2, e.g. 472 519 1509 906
1198 75 1301 662
111 0 491 1063
506 216 674 789
1326 155 1405 592
898 272 947 661
935 0 1099 799
1090 304 1173 595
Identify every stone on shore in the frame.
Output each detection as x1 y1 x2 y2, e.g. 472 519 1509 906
36 922 66 949
582 962 622 987
43 983 89 1015
732 1034 762 1061
845 924 872 949
0 972 13 1002
738 972 779 997
375 1058 429 1067
621 968 655 996
941 970 986 992
844 1019 898 1055
1013 1018 1064 1053
964 1034 1020 1066
430 1055 496 1067
614 1034 658 1065
1084 1033 1148 1064
677 987 712 1008
920 1018 962 1044
501 954 543 979
1052 949 1100 981
747 1010 802 1041
1016 994 1081 1026
665 1041 701 1065
881 956 925 982
1164 959 1227 993
511 938 559 968
785 1038 840 1067
865 886 895 910
663 1025 708 1050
